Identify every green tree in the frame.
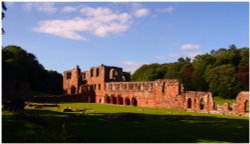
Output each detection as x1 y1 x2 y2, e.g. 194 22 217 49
205 64 241 99
191 54 215 90
2 45 63 95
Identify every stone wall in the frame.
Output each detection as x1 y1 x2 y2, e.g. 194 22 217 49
233 91 249 114
62 65 249 116
184 91 214 112
100 79 184 109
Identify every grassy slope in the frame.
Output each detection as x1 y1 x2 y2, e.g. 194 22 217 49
2 103 249 143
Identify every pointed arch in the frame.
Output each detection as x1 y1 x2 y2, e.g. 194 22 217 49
125 97 130 106
132 97 137 106
111 95 117 104
200 98 205 110
105 95 111 104
117 95 123 105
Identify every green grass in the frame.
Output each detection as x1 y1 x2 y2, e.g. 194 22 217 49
213 96 237 105
2 103 249 143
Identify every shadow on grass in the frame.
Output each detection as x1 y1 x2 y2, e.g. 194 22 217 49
2 109 249 143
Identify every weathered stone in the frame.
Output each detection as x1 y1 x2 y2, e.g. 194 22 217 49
62 65 249 116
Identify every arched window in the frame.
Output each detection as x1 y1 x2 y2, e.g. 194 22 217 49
200 98 205 110
110 69 117 79
187 98 192 109
122 76 126 81
90 69 94 77
125 98 130 106
117 96 123 105
111 96 117 104
132 97 137 106
96 68 99 77
98 84 101 90
67 72 72 79
105 96 111 104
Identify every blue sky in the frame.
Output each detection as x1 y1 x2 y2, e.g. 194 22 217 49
2 2 249 74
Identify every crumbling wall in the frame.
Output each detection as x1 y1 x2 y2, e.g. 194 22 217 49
101 79 183 109
63 66 82 94
62 65 249 116
184 91 213 112
102 81 155 107
233 91 249 114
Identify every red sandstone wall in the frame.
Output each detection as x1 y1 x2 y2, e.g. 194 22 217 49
63 68 81 94
184 91 213 112
233 91 249 114
102 79 183 109
102 81 156 107
84 65 106 102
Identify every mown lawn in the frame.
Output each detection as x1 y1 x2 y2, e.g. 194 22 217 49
213 96 236 105
2 103 249 143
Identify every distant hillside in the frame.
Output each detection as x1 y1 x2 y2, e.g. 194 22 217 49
132 45 249 99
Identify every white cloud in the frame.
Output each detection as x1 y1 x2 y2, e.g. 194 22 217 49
120 61 145 74
23 2 57 13
157 7 175 14
61 6 77 13
80 7 113 17
181 44 200 50
34 7 132 40
133 8 149 17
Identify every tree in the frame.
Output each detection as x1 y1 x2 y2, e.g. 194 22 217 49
191 54 215 91
131 45 248 99
205 64 241 99
2 45 63 95
236 63 249 91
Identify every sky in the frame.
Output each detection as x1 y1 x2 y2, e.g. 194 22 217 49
2 2 249 74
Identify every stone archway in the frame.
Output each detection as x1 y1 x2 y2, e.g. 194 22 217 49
200 98 205 110
187 98 192 109
125 97 130 106
117 96 123 105
111 96 117 104
105 95 111 104
131 97 138 106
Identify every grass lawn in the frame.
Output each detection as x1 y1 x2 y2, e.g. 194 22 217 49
213 96 236 105
2 103 249 143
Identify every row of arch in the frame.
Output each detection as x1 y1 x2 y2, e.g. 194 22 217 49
187 98 205 111
105 82 154 92
103 95 138 106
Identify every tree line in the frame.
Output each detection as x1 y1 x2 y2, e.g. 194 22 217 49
132 45 249 99
2 45 63 95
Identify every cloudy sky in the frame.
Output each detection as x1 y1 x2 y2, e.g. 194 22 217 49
2 2 249 73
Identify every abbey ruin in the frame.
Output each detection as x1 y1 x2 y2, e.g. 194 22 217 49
63 65 249 116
